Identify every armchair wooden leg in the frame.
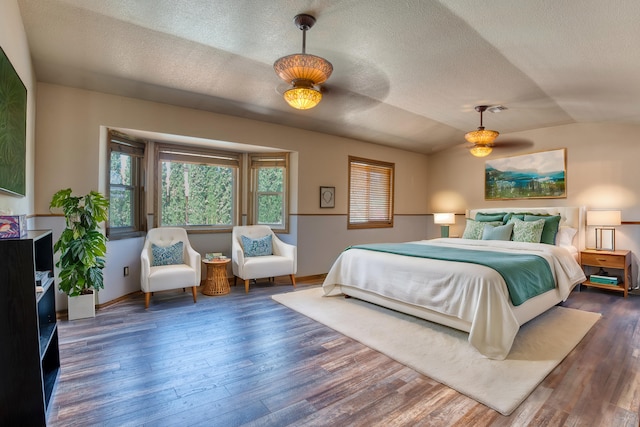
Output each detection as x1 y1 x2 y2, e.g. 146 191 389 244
144 292 151 309
191 286 197 303
233 276 237 287
244 279 250 293
290 274 296 288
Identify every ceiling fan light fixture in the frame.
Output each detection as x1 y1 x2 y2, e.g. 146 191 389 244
466 105 499 157
469 144 493 157
274 54 333 85
274 14 333 110
283 83 322 110
465 128 500 145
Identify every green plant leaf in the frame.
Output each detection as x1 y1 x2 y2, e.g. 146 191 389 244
51 189 110 296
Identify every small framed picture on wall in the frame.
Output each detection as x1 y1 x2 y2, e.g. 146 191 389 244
320 186 335 208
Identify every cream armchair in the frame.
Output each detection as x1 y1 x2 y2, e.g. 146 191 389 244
232 225 297 293
141 227 201 308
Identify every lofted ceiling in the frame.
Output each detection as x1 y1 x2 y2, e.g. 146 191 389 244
16 0 640 154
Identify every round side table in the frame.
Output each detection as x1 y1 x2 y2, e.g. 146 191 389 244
202 258 231 296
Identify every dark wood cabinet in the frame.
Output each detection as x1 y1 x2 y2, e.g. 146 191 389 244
1 230 60 426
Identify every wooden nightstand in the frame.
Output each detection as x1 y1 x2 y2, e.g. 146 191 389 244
580 249 631 298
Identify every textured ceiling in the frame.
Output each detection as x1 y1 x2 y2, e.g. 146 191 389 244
16 0 640 154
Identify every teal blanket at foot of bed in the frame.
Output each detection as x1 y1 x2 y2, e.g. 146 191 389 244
349 243 555 306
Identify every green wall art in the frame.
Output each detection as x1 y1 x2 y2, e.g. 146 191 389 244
0 46 27 197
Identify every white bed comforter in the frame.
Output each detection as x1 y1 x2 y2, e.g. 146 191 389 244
322 238 586 359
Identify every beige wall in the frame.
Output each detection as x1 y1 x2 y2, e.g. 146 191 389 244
34 83 429 216
33 83 431 306
0 0 37 218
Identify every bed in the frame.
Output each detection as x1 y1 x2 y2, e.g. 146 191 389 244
322 207 587 360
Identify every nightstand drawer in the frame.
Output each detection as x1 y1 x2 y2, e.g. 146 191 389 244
581 252 625 268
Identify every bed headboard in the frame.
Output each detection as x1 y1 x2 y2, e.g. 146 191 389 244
466 206 586 251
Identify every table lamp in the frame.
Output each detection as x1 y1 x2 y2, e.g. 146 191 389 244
586 210 621 250
434 213 455 238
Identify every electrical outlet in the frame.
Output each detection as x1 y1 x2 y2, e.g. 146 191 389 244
124 266 129 277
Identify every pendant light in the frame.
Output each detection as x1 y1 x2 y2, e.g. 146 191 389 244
465 105 499 157
274 14 333 110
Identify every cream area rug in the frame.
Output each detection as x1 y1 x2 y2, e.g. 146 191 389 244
272 287 600 416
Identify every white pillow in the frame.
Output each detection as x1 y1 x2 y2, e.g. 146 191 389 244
555 226 577 247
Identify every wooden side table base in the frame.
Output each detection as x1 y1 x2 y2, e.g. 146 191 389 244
580 249 631 298
202 258 231 296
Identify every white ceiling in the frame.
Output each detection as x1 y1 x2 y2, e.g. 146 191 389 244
16 0 640 154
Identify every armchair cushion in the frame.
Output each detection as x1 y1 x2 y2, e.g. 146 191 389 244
241 234 272 257
151 241 184 266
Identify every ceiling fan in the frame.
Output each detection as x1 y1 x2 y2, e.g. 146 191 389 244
273 14 333 110
464 105 533 157
465 105 499 157
273 14 390 112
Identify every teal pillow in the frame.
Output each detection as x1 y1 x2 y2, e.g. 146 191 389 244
511 218 544 243
151 241 183 266
462 219 503 240
241 234 273 257
503 212 526 223
482 222 514 241
524 214 561 245
474 212 507 223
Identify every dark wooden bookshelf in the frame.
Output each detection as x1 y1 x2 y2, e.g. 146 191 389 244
0 230 60 426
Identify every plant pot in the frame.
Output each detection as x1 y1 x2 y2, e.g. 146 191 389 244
67 291 96 320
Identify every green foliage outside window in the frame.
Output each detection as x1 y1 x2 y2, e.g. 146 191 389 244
109 152 133 228
256 167 284 225
160 161 234 226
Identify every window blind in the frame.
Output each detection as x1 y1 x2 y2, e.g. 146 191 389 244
348 156 394 229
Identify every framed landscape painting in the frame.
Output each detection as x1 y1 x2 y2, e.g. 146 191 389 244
485 148 566 200
0 46 27 197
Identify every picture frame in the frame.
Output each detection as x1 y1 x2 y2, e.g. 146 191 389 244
320 186 335 208
485 148 566 200
0 46 27 197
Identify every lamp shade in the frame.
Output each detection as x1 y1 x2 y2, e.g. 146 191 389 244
274 54 333 85
283 86 322 109
434 213 455 225
469 144 493 157
464 129 499 145
586 210 621 226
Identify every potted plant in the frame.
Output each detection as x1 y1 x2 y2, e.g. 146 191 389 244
50 188 109 320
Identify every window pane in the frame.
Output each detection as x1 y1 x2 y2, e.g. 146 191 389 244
109 187 133 227
257 167 283 192
160 160 234 226
108 138 144 236
256 166 284 225
257 194 283 224
110 152 131 186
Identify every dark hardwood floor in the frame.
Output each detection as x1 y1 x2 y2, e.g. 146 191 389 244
47 278 640 427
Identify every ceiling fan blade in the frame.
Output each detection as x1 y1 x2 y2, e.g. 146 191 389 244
493 138 534 150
